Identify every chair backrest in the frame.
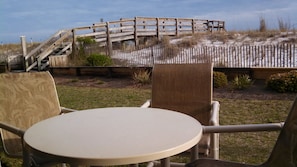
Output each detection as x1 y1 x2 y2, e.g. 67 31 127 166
0 72 61 157
264 97 297 166
151 63 213 125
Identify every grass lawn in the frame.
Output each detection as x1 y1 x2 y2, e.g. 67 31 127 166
0 85 293 166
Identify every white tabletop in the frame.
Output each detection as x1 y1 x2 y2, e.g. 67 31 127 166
24 107 202 166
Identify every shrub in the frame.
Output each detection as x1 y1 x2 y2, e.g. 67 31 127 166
213 71 228 88
77 37 96 45
133 70 151 85
266 70 297 93
232 74 253 90
75 37 96 58
86 54 112 66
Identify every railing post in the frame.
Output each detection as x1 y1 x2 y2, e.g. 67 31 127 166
106 22 113 56
21 36 27 56
134 17 139 48
92 23 96 33
37 57 41 71
207 20 211 32
156 18 160 40
222 21 225 31
175 18 179 37
20 36 28 71
71 29 77 57
192 19 195 34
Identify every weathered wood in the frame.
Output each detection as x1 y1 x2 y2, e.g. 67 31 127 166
24 30 72 71
136 31 157 36
110 32 134 38
76 31 106 38
134 17 138 47
49 55 68 67
22 17 225 71
106 22 113 56
109 26 134 32
71 17 225 53
156 18 160 40
110 35 135 42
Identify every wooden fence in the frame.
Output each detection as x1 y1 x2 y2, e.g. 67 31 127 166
7 43 297 69
111 43 297 68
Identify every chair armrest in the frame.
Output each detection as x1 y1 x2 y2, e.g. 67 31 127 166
203 122 284 134
209 101 220 126
60 107 78 113
0 122 25 137
141 99 151 108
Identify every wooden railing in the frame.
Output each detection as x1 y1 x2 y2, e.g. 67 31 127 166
23 17 225 71
24 30 72 71
72 17 225 55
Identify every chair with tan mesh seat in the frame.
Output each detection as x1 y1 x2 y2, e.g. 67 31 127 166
141 63 220 160
0 71 77 166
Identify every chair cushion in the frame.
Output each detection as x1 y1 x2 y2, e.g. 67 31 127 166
151 63 213 155
151 63 212 125
0 72 61 156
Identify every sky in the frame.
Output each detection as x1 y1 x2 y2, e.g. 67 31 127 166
1 0 297 44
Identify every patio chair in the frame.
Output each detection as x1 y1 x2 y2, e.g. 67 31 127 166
186 97 297 167
141 63 220 159
0 71 77 166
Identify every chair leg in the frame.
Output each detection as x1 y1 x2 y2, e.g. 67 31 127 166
160 158 170 167
210 133 219 159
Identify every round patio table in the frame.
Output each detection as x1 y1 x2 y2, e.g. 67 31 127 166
23 107 202 166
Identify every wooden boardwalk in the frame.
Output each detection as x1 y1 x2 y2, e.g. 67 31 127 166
21 16 225 71
73 17 225 54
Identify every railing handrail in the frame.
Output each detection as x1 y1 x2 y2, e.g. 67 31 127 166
72 16 225 56
25 30 67 60
25 29 72 71
74 16 225 38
